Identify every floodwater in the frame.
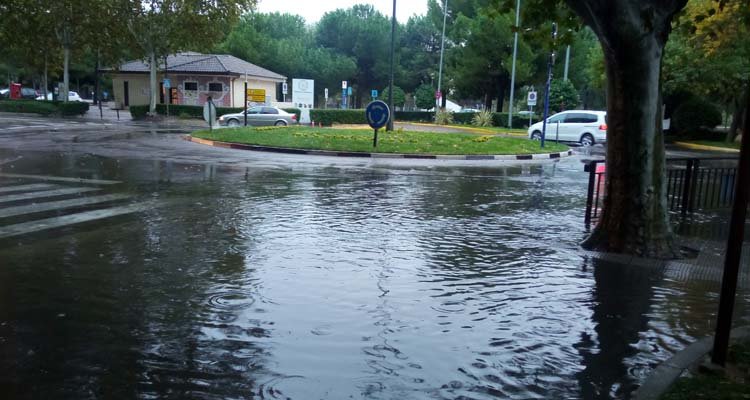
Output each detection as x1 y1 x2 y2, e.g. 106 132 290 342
0 147 748 399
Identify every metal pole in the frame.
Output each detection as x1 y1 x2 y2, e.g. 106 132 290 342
165 56 169 118
712 91 750 366
386 0 396 131
540 23 557 149
563 45 571 81
244 81 248 126
436 0 448 116
508 0 521 128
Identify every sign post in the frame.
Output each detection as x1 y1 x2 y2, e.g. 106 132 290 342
342 81 347 109
324 88 329 109
371 90 378 100
244 82 248 126
282 81 288 103
203 97 216 132
527 89 537 127
366 100 390 148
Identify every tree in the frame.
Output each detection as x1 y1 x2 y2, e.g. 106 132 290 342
415 83 436 110
381 86 406 108
399 14 442 93
548 79 580 113
122 0 255 114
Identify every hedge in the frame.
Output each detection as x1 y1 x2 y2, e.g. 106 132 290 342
138 104 302 122
394 111 435 122
672 98 722 135
310 109 367 126
0 99 90 116
307 108 538 128
129 105 149 119
57 101 89 116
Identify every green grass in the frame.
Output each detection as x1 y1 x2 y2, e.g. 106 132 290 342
192 126 568 155
688 140 740 150
660 340 750 400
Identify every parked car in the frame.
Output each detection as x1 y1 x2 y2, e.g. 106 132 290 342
0 87 40 99
458 108 481 113
218 106 297 127
36 91 83 102
527 110 607 146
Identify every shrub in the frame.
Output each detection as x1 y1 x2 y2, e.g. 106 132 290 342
129 105 149 119
548 79 581 113
57 102 89 116
672 98 722 135
491 113 536 128
309 109 366 126
0 100 57 115
435 109 453 125
395 111 434 122
415 84 436 110
472 110 494 127
452 112 477 125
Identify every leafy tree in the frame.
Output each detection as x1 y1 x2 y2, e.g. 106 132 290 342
548 79 580 113
381 86 406 108
399 14 442 93
415 83 436 110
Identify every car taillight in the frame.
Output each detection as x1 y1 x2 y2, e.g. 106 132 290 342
291 114 297 121
599 124 607 131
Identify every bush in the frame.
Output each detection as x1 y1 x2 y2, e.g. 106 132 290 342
282 108 301 122
129 105 149 119
395 111 434 122
0 100 57 115
435 109 453 125
672 98 722 135
309 109 366 126
548 79 581 113
57 101 89 116
472 110 494 127
452 112 477 124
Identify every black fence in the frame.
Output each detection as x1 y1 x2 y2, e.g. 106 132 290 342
584 157 739 224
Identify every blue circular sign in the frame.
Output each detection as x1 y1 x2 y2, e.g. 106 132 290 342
366 100 390 130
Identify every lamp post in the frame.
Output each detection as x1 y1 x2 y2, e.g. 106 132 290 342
540 22 557 149
436 0 448 114
507 0 521 128
387 0 397 131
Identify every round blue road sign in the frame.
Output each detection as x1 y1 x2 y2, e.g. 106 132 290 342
366 100 390 130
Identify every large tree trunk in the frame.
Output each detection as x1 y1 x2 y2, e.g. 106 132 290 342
149 51 158 115
571 1 687 258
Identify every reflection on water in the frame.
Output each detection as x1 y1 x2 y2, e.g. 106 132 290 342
0 150 748 399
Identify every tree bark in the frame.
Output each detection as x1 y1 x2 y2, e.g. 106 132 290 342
148 51 159 115
570 0 687 258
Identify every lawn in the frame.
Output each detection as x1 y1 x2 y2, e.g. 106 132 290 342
191 126 568 155
689 140 740 150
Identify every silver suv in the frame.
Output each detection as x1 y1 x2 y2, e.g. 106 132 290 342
528 110 607 146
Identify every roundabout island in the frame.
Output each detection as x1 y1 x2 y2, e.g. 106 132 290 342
188 126 572 160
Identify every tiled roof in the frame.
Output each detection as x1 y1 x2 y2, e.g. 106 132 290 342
114 53 286 80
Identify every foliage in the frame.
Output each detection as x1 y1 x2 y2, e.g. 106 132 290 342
453 113 477 125
415 84 436 110
472 110 494 127
309 109 367 126
192 126 569 155
435 109 454 125
0 100 57 115
671 98 722 135
380 86 406 108
57 102 90 116
394 111 435 122
548 79 581 113
129 105 149 119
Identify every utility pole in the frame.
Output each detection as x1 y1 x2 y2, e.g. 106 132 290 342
436 0 448 115
563 45 571 81
540 22 557 149
387 0 396 131
508 0 521 128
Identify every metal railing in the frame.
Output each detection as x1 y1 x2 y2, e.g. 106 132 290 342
584 157 739 224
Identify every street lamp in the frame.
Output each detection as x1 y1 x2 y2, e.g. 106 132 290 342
436 0 448 113
387 0 397 131
508 0 521 128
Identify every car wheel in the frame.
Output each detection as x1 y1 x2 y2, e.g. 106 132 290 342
531 131 542 140
274 120 287 127
580 133 595 147
228 119 240 127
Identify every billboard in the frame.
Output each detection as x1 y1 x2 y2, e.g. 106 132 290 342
293 79 315 124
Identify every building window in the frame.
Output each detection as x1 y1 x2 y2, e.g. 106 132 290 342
208 82 223 92
184 82 198 91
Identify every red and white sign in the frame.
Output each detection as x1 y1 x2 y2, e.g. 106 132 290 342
435 90 442 100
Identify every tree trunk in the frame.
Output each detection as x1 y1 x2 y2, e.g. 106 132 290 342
573 1 686 258
149 51 158 115
496 80 506 114
727 91 747 142
63 46 70 103
43 56 48 99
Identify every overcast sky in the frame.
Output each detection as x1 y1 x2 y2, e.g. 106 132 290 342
256 0 428 23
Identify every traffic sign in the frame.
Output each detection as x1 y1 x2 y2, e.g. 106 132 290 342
246 88 266 103
371 89 378 99
342 81 347 89
163 78 171 89
324 88 329 99
435 90 442 99
527 91 538 106
347 87 352 96
366 100 390 130
282 82 288 95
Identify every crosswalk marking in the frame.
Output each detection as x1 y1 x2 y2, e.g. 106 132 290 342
0 194 132 219
0 204 148 239
0 173 121 185
0 187 100 204
0 183 59 194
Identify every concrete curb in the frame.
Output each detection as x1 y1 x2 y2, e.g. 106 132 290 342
185 136 573 161
673 141 739 153
633 326 750 400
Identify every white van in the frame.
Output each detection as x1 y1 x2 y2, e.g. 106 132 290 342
527 110 607 146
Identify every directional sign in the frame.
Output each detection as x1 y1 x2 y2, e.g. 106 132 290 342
366 100 390 130
163 78 171 89
246 88 266 103
347 87 352 96
527 91 538 106
371 89 378 99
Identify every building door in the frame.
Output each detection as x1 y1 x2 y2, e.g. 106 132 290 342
159 82 164 104
170 88 178 105
123 81 129 107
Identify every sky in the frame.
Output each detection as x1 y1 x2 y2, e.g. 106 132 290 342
256 0 428 23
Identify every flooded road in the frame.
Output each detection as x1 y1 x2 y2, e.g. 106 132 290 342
0 127 748 399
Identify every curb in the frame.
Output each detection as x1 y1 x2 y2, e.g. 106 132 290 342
408 122 528 137
633 325 750 400
186 136 573 161
673 141 740 153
